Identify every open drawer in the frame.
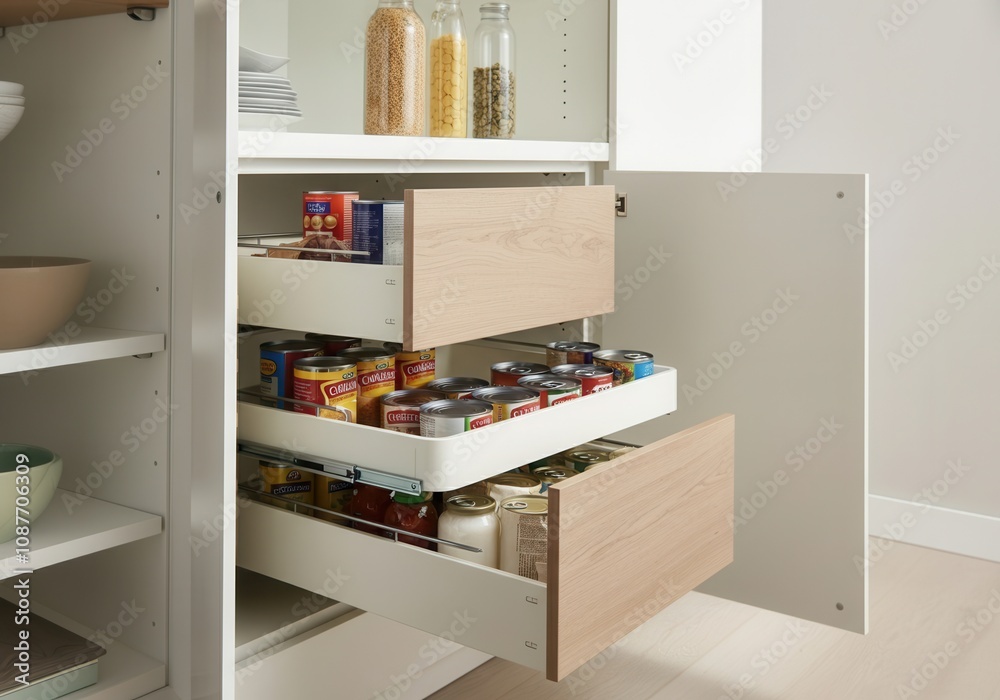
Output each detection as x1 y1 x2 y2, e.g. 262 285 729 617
237 185 615 350
236 414 734 681
237 365 677 492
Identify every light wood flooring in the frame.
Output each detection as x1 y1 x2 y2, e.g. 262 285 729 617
430 540 1000 700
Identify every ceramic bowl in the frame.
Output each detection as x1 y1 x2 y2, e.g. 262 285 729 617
0 81 25 96
0 104 24 144
0 257 91 349
0 444 63 544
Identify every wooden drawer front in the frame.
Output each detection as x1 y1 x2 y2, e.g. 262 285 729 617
237 415 733 682
404 185 615 349
548 414 735 680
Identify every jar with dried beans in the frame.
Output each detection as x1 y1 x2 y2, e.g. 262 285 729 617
472 3 516 139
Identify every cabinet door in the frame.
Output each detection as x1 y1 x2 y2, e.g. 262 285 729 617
602 171 868 633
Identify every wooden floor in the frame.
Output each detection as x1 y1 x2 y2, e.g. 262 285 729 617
430 540 1000 700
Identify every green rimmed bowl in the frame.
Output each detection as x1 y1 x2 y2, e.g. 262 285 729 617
0 444 63 543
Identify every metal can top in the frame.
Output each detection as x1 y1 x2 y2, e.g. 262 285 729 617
426 377 490 392
420 398 494 418
593 350 654 363
499 494 549 516
382 389 447 407
338 346 396 362
550 364 615 378
292 356 356 372
304 191 360 195
486 473 542 489
471 386 540 403
491 361 551 376
564 449 610 466
516 374 583 391
260 340 324 354
534 466 576 481
445 494 497 515
546 341 601 352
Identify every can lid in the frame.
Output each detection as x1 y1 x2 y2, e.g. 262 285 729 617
420 398 493 418
427 377 490 392
594 349 654 363
564 449 610 465
485 473 542 488
491 362 551 375
551 364 614 378
292 356 355 371
446 494 497 514
500 495 548 515
382 390 447 407
534 467 576 481
393 491 432 504
517 374 582 391
547 341 601 352
338 346 396 361
471 386 540 402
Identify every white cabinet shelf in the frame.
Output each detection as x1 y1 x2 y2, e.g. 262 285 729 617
238 366 677 492
0 491 162 580
0 328 165 377
237 131 610 175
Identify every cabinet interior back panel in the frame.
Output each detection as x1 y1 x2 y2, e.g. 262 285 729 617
0 10 172 663
242 0 609 141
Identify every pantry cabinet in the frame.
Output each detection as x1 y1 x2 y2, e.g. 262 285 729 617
0 1 866 699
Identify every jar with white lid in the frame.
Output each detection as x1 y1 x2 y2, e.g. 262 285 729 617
438 494 500 568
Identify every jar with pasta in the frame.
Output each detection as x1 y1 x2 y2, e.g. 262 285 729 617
429 1 468 137
365 0 426 136
472 3 516 139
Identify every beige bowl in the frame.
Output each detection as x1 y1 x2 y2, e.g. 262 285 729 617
0 257 91 349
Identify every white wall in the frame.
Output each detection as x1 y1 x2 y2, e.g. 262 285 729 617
763 0 1000 547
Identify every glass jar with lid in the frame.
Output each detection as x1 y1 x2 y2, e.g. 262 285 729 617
429 1 468 137
384 491 439 549
364 0 426 136
472 3 516 139
438 494 500 567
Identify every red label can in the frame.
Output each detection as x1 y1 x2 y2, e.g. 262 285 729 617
303 191 360 249
517 374 583 408
490 362 551 387
380 389 447 435
471 386 542 422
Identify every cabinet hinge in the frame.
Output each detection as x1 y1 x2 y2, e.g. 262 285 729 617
127 7 157 22
615 193 627 218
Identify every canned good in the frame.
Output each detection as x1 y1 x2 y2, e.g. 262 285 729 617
593 349 655 385
384 344 437 390
533 466 575 493
338 347 396 427
516 374 582 408
471 386 541 421
381 389 447 435
608 445 637 460
484 473 543 506
304 333 362 355
314 475 354 522
426 376 490 399
550 363 615 396
490 361 551 387
258 461 314 511
292 357 358 422
353 200 404 265
303 191 360 259
438 495 500 568
259 340 324 409
499 495 549 581
545 341 601 367
419 399 494 437
563 448 610 472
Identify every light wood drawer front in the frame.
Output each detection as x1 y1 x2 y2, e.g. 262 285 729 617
405 185 615 349
236 415 734 682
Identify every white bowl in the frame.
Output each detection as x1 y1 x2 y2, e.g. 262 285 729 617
0 105 24 144
0 80 24 96
239 47 290 73
0 95 25 106
0 444 63 544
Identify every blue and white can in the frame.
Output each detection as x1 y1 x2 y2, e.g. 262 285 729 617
352 200 404 265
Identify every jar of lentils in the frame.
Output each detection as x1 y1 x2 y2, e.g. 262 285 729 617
364 0 426 136
472 3 516 139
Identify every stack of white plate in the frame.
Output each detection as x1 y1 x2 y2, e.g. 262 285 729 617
0 81 25 143
239 47 301 125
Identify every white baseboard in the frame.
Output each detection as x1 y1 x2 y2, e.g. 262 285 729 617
869 495 1000 563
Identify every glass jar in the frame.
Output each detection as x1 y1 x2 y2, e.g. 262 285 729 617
429 1 468 138
364 0 426 136
472 3 516 139
348 483 394 536
438 494 500 568
384 491 438 549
